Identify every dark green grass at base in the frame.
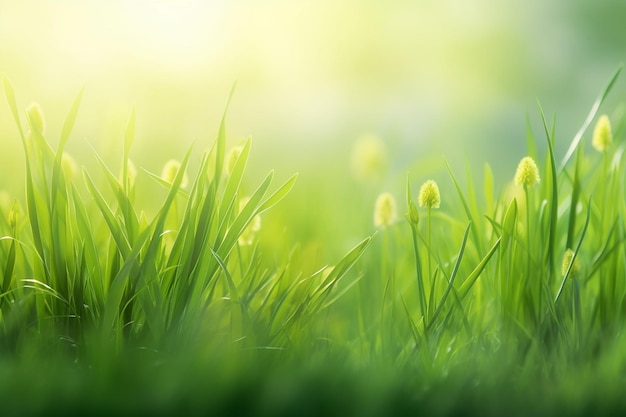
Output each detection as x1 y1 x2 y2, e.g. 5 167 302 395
2 346 626 417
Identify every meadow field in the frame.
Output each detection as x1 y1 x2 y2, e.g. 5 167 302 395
2 1 626 416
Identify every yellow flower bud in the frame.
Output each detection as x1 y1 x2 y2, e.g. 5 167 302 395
350 134 388 182
26 102 45 135
161 159 188 188
374 192 397 228
592 115 612 152
61 152 78 180
561 249 581 277
418 180 440 209
8 201 19 229
514 156 540 188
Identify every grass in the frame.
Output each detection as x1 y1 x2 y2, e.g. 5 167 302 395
1 67 626 416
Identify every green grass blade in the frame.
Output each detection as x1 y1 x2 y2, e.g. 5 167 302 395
213 83 237 185
59 87 84 150
459 237 502 299
566 146 584 249
257 173 298 215
1 73 26 144
427 222 471 330
537 101 558 278
445 159 482 253
525 113 538 161
555 198 592 305
218 138 251 220
83 170 131 258
560 65 622 170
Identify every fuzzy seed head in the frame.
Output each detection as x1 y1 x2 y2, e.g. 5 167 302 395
61 153 78 180
162 159 188 188
350 134 388 182
561 249 581 277
514 156 540 188
592 115 612 152
26 103 45 135
374 192 397 228
418 180 440 209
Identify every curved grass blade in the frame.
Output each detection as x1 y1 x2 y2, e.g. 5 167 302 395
445 159 482 253
560 65 622 170
537 101 558 278
459 237 502 299
257 173 298 215
427 222 471 331
555 198 592 305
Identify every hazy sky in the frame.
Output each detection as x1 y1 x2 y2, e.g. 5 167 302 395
1 0 623 181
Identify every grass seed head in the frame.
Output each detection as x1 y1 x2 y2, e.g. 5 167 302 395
8 200 19 229
418 180 440 209
162 159 188 188
226 145 244 176
592 114 612 152
350 133 388 182
61 152 78 180
26 102 45 135
561 249 581 277
374 192 397 228
514 156 540 188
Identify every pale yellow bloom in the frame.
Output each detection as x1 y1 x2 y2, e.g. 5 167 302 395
592 115 612 152
61 153 78 180
374 192 397 228
418 180 440 209
350 134 388 182
161 159 188 188
561 249 581 277
514 157 540 188
26 102 45 135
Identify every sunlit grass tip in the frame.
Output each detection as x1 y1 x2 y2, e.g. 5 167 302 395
418 180 440 209
161 159 189 188
374 192 397 228
592 114 612 152
514 156 540 188
26 102 45 135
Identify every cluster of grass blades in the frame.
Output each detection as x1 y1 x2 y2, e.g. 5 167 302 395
1 65 626 415
370 66 626 378
0 75 371 363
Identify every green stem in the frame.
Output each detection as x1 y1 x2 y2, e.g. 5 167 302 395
424 206 428 288
411 224 427 322
524 186 538 319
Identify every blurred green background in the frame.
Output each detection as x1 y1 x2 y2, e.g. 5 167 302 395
1 0 625 263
